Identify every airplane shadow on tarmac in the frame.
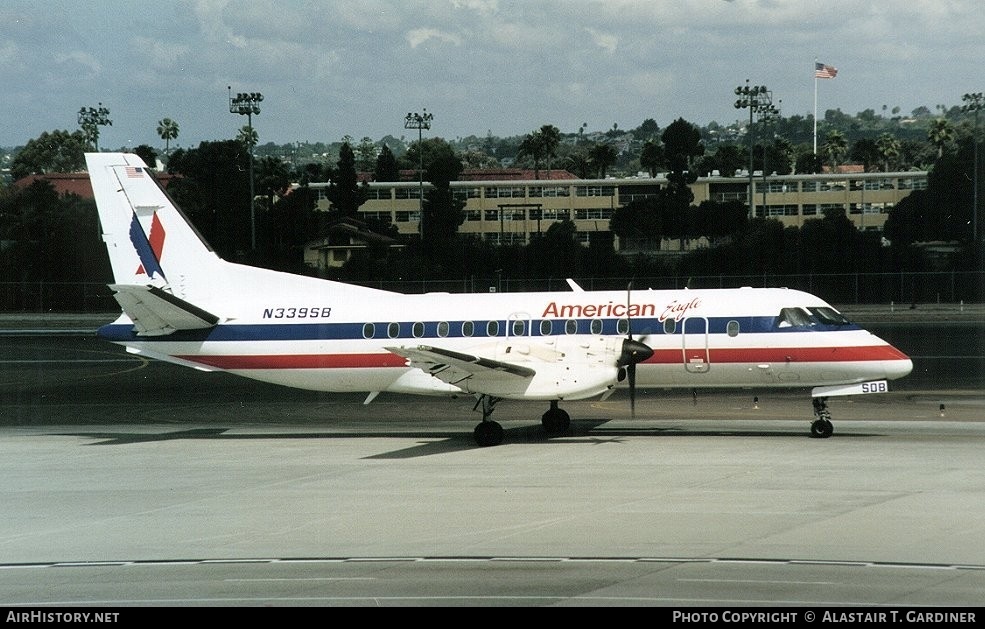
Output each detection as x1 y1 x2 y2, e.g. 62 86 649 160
52 420 880 459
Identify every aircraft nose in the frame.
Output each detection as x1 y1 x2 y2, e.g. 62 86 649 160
881 343 913 380
886 356 914 380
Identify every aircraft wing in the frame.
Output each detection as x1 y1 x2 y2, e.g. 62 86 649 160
386 345 535 393
109 284 219 336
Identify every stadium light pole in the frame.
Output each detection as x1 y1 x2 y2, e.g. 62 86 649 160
734 81 777 220
757 99 781 213
229 87 263 250
962 92 983 245
404 109 433 240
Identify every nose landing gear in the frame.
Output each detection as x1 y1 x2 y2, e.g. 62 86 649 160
811 397 834 438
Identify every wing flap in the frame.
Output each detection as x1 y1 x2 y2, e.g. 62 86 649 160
109 284 219 336
386 345 535 392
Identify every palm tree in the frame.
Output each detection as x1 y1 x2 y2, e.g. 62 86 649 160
588 142 618 178
237 125 258 150
821 130 848 172
927 118 955 158
875 132 901 172
564 151 592 179
156 118 179 154
517 132 546 179
538 125 561 178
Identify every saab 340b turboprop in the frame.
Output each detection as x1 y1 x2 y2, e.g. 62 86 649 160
86 153 913 446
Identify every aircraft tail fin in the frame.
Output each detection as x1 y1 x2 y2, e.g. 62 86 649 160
87 152 229 318
86 152 221 295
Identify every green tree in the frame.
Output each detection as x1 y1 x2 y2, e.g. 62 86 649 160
0 181 111 305
821 130 848 171
77 103 111 150
237 125 258 150
517 131 547 179
10 130 88 180
564 151 592 179
166 140 251 258
588 142 617 178
537 124 561 175
325 142 367 219
636 118 660 142
851 138 881 172
156 118 180 154
875 133 901 171
705 144 744 177
609 197 662 250
661 118 704 174
639 140 663 177
927 118 955 158
374 144 400 182
133 145 158 169
355 137 377 172
421 148 465 251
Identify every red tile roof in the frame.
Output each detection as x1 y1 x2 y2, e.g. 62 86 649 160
13 171 177 198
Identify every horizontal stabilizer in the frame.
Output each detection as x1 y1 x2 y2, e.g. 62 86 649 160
109 284 219 337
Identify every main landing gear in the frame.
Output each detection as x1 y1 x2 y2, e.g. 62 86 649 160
473 396 504 447
472 396 572 447
811 397 834 438
541 400 571 435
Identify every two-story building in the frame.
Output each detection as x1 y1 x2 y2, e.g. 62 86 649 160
307 169 928 266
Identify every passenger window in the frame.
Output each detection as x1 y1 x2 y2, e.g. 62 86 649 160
387 322 400 338
462 321 474 337
512 320 525 336
590 318 603 335
362 322 375 339
727 320 740 337
540 319 552 336
616 318 629 335
663 318 676 334
437 321 449 338
486 320 499 336
565 319 578 335
412 322 425 338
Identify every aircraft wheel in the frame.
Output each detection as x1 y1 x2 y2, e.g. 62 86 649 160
474 421 504 447
810 419 834 439
541 408 571 435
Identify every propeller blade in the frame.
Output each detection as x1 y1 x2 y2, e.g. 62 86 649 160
622 280 650 420
628 362 637 418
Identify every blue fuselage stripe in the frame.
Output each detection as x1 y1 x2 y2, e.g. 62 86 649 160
98 317 860 343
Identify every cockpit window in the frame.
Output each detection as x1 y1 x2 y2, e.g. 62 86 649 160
775 307 814 328
809 307 852 326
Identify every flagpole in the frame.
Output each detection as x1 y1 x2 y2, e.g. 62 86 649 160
813 58 818 155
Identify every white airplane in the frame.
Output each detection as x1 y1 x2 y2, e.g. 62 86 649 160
86 152 913 446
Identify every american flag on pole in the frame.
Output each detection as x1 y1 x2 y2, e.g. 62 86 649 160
815 62 837 79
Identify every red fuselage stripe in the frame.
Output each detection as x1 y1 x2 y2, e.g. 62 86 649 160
176 345 909 370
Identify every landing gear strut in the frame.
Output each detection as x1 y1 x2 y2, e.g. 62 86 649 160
541 400 571 436
811 397 834 438
473 395 504 447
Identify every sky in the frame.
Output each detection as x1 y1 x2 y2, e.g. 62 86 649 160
2 0 982 151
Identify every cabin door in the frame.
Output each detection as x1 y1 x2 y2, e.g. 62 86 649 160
682 316 710 374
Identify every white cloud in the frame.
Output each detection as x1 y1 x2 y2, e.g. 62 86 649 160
584 27 618 54
406 27 463 48
53 51 102 76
